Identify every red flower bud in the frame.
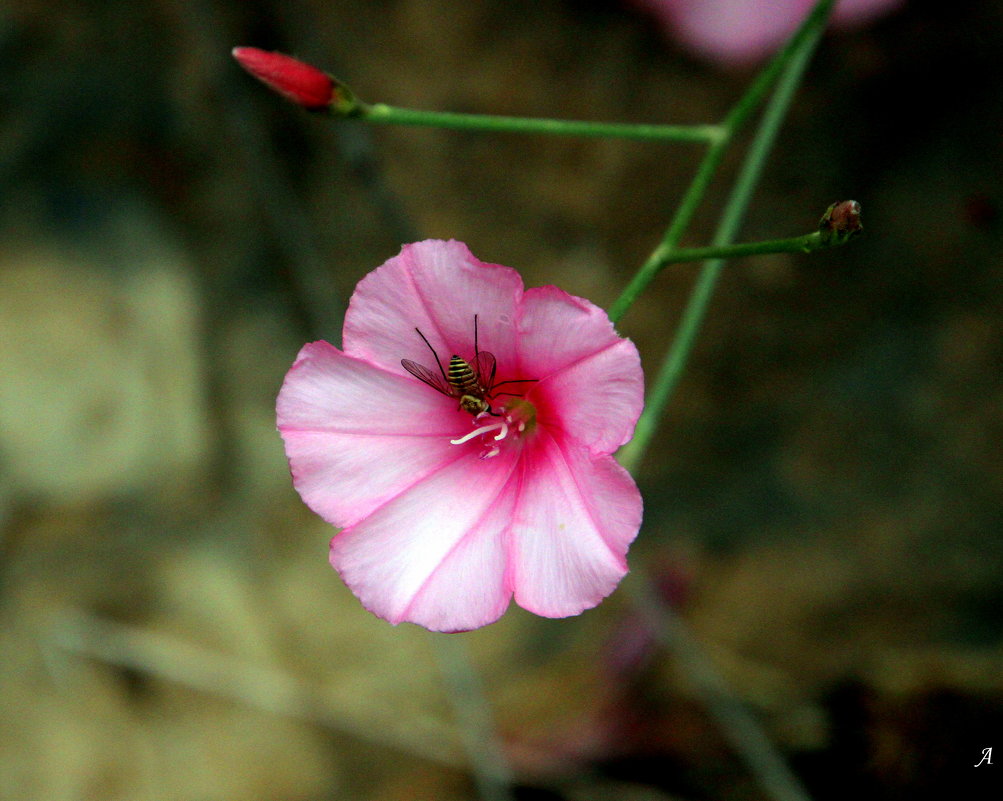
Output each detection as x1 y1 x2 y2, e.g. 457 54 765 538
232 47 335 110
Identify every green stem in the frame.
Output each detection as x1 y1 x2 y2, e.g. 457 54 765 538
359 102 723 144
618 0 835 475
648 230 836 266
608 0 837 325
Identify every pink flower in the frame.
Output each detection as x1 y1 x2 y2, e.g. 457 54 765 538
277 240 644 632
632 0 905 65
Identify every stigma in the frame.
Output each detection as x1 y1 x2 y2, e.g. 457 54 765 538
450 399 537 459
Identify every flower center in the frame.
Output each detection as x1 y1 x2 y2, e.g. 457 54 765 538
449 399 537 459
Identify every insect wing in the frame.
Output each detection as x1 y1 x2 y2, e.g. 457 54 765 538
474 350 497 392
401 359 454 396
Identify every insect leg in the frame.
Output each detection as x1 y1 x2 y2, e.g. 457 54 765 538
490 378 538 390
414 327 448 385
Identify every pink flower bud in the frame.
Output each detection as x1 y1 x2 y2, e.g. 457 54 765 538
232 47 335 110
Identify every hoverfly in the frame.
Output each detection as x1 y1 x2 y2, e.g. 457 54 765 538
401 315 535 416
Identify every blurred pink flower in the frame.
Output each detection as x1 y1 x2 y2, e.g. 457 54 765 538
632 0 905 65
277 240 644 632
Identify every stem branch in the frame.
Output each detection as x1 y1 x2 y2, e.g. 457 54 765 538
649 230 840 268
619 7 837 801
619 0 836 474
608 0 838 325
359 103 723 144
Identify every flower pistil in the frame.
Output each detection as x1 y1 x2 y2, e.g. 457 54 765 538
450 398 537 459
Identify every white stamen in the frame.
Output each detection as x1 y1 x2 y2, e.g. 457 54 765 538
450 419 509 446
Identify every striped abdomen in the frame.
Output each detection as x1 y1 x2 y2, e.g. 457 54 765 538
448 355 481 395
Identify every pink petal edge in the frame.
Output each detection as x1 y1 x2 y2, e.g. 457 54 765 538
343 240 524 377
510 432 642 618
278 341 473 527
329 446 521 631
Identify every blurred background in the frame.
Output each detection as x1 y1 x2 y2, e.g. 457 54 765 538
2 0 1001 799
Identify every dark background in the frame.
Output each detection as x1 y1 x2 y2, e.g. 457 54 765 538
2 1 1001 799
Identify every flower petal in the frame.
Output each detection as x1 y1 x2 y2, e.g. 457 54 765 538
635 0 905 65
277 341 467 434
394 486 518 632
277 341 470 527
533 339 643 454
343 240 524 377
517 285 631 378
329 448 519 631
656 0 802 64
517 286 643 453
510 432 642 618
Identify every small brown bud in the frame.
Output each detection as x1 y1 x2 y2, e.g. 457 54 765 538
818 200 863 244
